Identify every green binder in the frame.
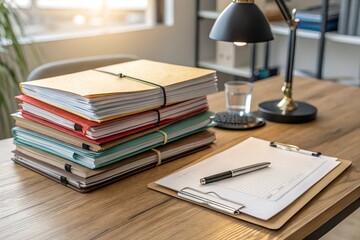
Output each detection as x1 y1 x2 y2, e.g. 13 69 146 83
13 111 214 169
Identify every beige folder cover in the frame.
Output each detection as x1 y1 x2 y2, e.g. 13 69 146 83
21 59 216 98
148 159 351 230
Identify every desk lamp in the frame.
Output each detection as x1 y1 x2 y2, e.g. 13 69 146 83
210 0 317 123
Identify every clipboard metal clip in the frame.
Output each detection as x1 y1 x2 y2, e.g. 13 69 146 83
270 141 321 157
178 187 245 215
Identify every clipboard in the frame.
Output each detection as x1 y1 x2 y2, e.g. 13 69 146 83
148 141 351 229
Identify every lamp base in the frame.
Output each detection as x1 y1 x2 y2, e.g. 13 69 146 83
258 100 317 123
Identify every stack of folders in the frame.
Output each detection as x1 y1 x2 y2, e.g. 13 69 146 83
11 59 218 192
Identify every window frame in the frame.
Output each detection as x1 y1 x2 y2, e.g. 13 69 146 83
10 0 170 43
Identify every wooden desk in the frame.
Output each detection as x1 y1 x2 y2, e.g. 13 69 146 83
0 76 359 239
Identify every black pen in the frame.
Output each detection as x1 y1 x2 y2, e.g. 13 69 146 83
200 162 271 185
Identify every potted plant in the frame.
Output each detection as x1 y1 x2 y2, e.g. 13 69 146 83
0 1 30 139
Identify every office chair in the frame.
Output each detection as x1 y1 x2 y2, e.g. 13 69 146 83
27 54 139 81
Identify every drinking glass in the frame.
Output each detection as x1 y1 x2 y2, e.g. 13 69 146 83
225 81 253 116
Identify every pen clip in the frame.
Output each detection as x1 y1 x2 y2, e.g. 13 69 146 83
178 187 245 215
270 141 321 157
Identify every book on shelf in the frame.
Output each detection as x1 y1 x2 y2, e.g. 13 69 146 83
12 130 216 192
298 19 338 32
295 4 340 23
295 4 340 32
20 59 218 122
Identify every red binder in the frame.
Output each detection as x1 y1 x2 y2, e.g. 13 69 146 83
16 95 208 145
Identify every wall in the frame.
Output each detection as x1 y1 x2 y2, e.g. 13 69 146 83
23 0 197 73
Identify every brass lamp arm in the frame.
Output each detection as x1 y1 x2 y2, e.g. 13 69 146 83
272 0 299 112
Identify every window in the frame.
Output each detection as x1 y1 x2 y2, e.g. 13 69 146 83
9 0 166 39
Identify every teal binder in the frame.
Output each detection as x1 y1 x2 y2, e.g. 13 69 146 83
13 111 214 169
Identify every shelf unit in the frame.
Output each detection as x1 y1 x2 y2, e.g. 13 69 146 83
271 0 360 80
196 0 360 84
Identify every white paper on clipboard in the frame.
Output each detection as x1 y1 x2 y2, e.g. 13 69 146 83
156 137 339 220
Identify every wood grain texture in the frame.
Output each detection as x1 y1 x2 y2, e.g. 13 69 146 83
0 76 359 240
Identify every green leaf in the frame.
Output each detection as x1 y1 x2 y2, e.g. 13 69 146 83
0 1 37 139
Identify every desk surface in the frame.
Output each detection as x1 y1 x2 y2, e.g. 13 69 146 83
0 76 359 239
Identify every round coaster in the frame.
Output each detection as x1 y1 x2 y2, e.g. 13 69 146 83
212 112 266 130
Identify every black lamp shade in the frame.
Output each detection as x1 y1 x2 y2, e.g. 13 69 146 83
209 2 274 43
